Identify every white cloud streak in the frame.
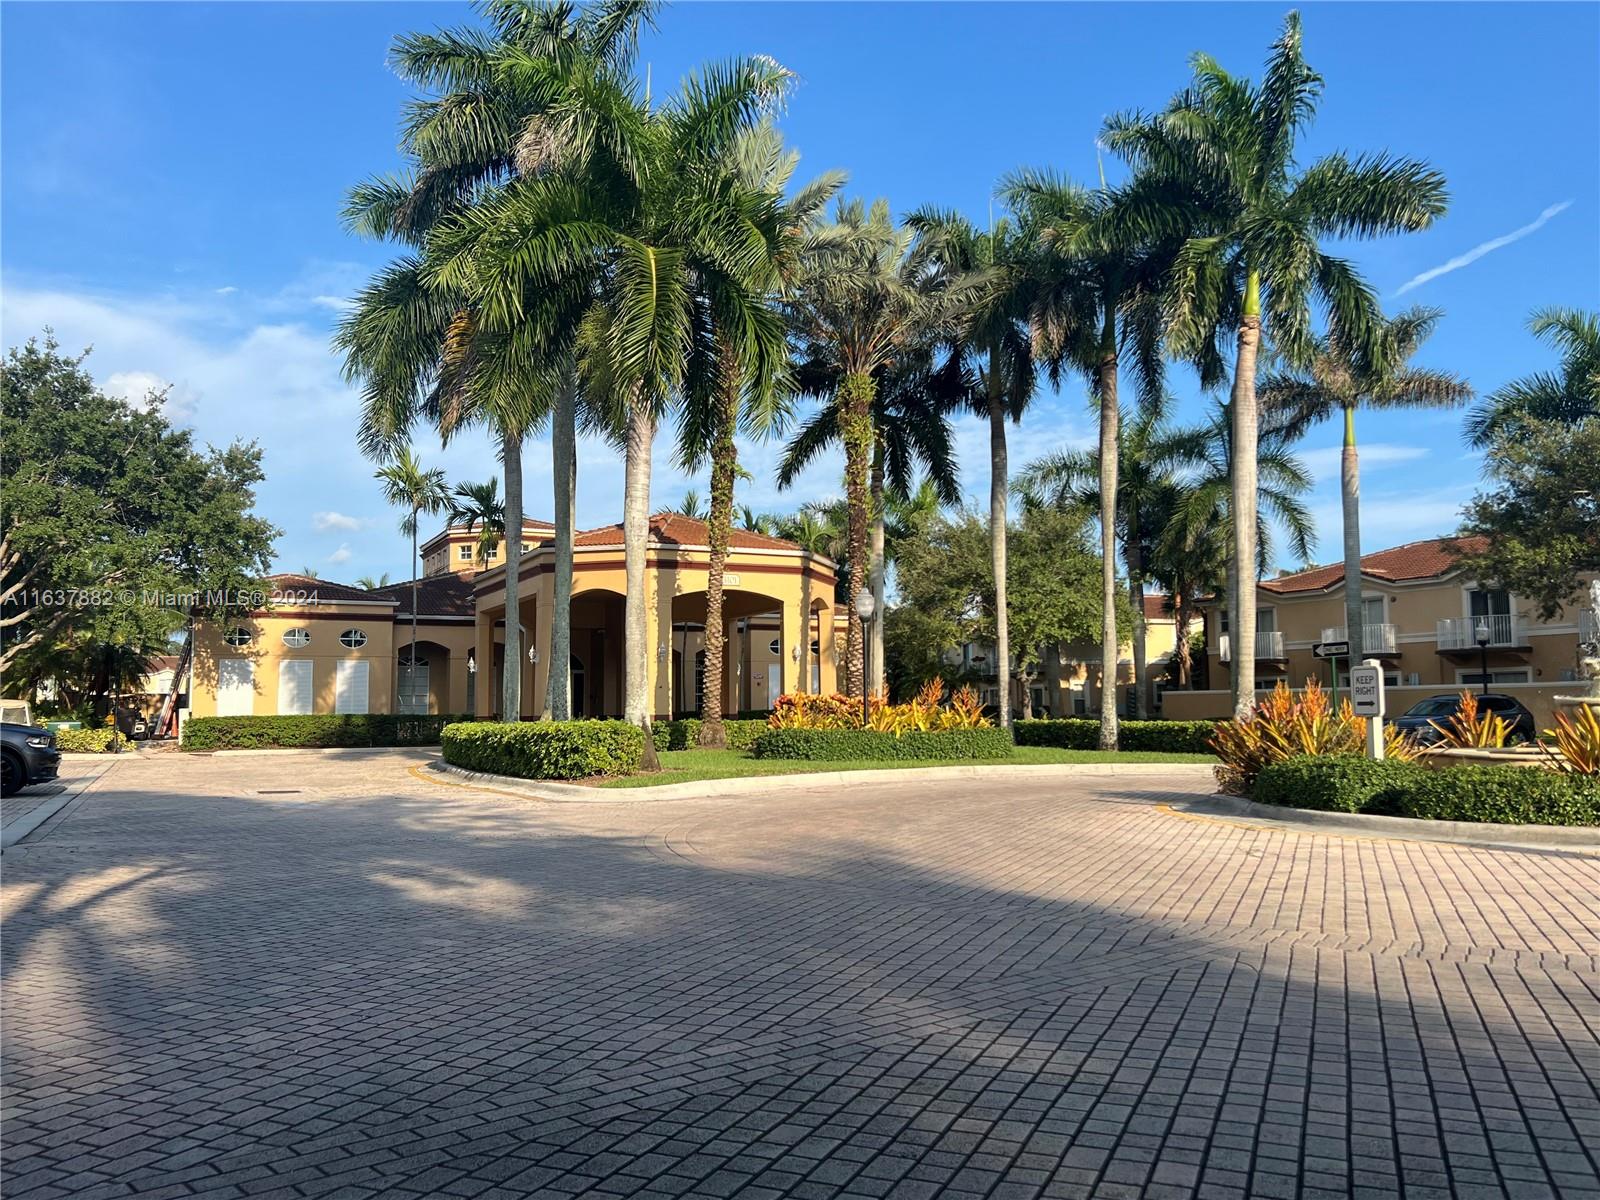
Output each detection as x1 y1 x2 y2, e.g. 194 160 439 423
312 511 365 533
327 543 353 565
1395 200 1573 295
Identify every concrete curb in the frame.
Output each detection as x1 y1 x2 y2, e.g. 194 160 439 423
1 760 118 851
1183 793 1600 850
426 759 1219 803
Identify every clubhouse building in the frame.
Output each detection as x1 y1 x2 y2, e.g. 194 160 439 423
188 515 840 722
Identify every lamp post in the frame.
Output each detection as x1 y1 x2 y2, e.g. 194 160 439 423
854 588 876 728
1474 620 1491 696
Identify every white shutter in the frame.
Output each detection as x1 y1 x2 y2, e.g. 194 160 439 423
277 660 313 715
216 660 254 717
335 660 369 714
765 663 781 711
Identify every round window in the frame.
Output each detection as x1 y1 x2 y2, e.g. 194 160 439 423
339 628 367 649
282 628 310 649
768 638 780 654
223 627 252 647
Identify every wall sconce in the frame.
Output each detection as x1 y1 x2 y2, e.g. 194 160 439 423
790 646 800 661
467 654 477 675
527 646 539 665
657 645 668 660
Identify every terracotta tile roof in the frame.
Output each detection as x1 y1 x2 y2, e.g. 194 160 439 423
372 573 476 618
572 512 812 554
1142 593 1175 621
1261 536 1487 594
267 573 395 605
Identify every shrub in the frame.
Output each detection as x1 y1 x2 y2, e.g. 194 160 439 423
1428 690 1511 749
182 714 470 751
768 679 992 733
1543 704 1600 774
440 720 644 779
1394 766 1600 826
652 719 766 751
54 726 118 753
1013 718 1216 755
1252 755 1422 814
750 727 1014 761
1208 680 1419 794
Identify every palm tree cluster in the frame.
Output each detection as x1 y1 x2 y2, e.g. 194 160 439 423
340 4 1455 747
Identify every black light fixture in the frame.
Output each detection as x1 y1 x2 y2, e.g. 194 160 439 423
1474 619 1491 697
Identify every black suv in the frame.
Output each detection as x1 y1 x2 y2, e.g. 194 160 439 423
1392 693 1538 746
1 723 63 798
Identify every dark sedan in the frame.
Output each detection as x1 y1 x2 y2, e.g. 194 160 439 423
1392 693 1538 746
1 723 62 798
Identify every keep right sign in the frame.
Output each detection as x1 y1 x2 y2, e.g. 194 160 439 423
1349 663 1384 718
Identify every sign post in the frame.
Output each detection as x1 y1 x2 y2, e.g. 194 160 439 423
1349 659 1385 760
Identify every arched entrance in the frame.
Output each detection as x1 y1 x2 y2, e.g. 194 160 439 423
396 639 451 714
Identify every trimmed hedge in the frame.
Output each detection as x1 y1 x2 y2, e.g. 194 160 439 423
1252 755 1416 814
1250 755 1600 826
55 726 118 753
1014 718 1216 755
182 714 470 751
653 718 767 751
1394 766 1600 826
440 720 643 779
751 727 1015 762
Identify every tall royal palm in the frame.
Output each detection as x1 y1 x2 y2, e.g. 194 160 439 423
1103 11 1447 715
432 56 795 734
1260 307 1470 660
375 448 450 699
1001 170 1171 748
785 198 976 696
1017 401 1207 718
1465 307 1598 447
908 209 1036 726
678 124 842 747
340 1 656 722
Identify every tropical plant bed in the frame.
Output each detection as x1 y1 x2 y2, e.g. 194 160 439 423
591 746 1217 789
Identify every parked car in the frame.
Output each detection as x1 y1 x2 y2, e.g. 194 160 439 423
1 723 62 798
1392 693 1538 746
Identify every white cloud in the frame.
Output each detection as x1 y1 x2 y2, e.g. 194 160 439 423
310 294 354 313
103 369 198 425
327 543 353 565
215 286 238 296
1296 442 1428 481
1395 200 1573 295
312 510 365 532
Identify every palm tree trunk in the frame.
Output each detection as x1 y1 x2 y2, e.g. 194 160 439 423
410 514 419 713
1230 271 1262 721
501 427 523 722
798 567 813 695
988 394 1011 728
698 349 739 749
840 371 874 697
869 446 887 698
1226 550 1240 706
1095 310 1120 751
1127 504 1148 720
1174 591 1193 688
1340 402 1365 665
622 396 658 766
545 366 577 720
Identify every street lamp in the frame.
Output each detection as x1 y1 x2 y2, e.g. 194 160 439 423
854 588 876 727
1474 620 1491 696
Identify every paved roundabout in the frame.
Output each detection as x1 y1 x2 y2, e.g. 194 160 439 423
3 750 1597 1199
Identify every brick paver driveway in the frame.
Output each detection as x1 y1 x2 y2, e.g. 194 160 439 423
3 751 1598 1200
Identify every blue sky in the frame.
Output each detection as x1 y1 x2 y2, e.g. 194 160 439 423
4 2 1596 583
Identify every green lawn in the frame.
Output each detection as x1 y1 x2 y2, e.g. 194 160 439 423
593 745 1217 788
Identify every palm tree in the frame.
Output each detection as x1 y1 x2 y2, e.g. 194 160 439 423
1017 401 1207 717
355 572 393 590
778 345 962 695
785 203 977 696
1001 170 1173 747
449 476 507 567
431 57 796 737
908 208 1037 726
1466 307 1598 447
1102 12 1448 716
376 448 450 686
1144 488 1227 689
1260 307 1470 660
676 123 842 747
673 489 705 519
341 2 657 723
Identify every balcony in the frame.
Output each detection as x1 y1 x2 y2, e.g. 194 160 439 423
1320 623 1399 655
1436 614 1523 651
1218 630 1285 663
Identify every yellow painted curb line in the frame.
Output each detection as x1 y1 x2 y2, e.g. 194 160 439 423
407 763 551 804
